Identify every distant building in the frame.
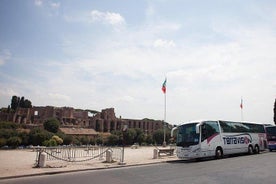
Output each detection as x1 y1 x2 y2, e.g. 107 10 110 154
59 127 98 139
0 106 169 134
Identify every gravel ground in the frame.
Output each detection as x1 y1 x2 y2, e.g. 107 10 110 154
0 146 177 178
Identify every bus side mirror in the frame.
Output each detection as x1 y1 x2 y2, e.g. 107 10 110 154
171 127 178 137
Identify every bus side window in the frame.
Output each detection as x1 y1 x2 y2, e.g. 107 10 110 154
201 124 207 142
201 121 219 142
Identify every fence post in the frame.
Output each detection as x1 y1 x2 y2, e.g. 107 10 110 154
153 149 158 159
106 149 113 163
38 152 46 167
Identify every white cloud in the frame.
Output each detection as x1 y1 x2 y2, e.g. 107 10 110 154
48 93 71 102
0 88 18 97
153 39 176 48
50 2 60 9
90 10 125 26
146 4 155 17
34 0 43 6
0 49 11 66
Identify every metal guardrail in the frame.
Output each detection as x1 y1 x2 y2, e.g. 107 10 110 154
34 146 123 166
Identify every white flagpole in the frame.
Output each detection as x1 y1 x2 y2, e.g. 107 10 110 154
241 108 243 121
163 90 166 147
162 77 167 147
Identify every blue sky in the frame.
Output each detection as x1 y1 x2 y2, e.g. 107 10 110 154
0 0 275 125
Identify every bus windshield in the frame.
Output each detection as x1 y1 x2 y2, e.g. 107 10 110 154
177 123 199 147
266 126 276 141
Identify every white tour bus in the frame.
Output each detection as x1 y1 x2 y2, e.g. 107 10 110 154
171 120 267 159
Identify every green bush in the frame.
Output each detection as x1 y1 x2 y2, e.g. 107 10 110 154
0 121 19 129
63 135 73 145
52 135 63 145
7 136 22 148
43 139 57 147
0 138 7 147
29 128 53 146
106 134 119 146
43 118 60 133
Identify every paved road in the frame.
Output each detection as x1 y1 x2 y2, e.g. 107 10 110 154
1 152 275 184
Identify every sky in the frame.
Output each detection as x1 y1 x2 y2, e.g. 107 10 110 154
0 0 275 125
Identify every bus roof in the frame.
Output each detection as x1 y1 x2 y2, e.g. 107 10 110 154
176 120 268 127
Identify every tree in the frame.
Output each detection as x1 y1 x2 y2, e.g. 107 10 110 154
10 96 32 110
274 98 276 125
11 96 19 111
18 132 30 146
145 134 153 145
0 121 18 129
43 118 60 133
19 97 25 108
43 139 57 147
0 129 19 139
23 99 32 108
152 128 171 145
124 129 137 145
80 136 90 145
152 129 164 145
72 137 81 145
19 97 32 108
95 136 103 145
29 128 53 146
7 136 22 148
63 135 73 145
0 138 7 147
106 134 119 146
133 128 145 144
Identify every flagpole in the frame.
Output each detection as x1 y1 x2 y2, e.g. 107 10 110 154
161 77 167 147
163 90 166 147
241 109 243 121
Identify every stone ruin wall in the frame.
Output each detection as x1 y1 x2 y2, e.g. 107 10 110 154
0 107 166 134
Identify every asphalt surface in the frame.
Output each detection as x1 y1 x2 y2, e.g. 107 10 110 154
1 151 275 184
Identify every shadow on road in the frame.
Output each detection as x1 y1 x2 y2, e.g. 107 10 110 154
167 150 270 164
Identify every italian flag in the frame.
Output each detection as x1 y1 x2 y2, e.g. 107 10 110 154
240 98 243 109
162 78 167 94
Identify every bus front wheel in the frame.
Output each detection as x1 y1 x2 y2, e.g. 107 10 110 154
215 147 223 159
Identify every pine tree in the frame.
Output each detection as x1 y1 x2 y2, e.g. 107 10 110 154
11 96 19 111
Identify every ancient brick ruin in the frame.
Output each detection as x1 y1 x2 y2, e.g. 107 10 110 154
0 106 167 134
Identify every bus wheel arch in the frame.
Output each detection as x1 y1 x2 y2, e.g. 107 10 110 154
248 145 254 155
254 145 260 154
215 147 223 159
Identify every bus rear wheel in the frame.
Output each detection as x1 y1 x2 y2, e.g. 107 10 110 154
215 147 223 159
254 145 260 154
248 145 254 155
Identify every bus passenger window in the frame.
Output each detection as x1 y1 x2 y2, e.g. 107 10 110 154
201 125 207 141
201 121 219 142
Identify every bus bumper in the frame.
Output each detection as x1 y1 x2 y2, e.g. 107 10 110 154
268 145 276 150
268 141 276 151
176 147 200 159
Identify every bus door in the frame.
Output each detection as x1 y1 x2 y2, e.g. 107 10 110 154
200 121 220 157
